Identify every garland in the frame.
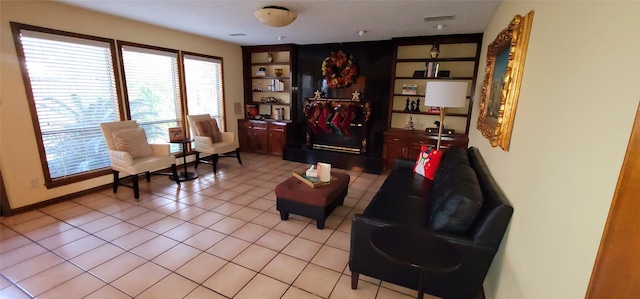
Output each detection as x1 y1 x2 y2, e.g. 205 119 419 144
321 50 358 88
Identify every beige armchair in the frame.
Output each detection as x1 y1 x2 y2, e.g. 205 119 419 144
187 114 242 173
100 121 179 199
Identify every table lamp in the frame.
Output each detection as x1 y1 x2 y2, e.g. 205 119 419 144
424 81 468 150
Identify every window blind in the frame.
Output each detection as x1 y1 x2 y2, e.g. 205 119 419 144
18 29 120 179
120 45 182 149
184 54 225 131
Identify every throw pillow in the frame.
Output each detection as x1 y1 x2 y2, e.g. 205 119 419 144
195 119 223 143
414 145 443 180
112 128 154 159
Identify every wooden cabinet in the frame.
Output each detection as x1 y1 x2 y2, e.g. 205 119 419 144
238 119 290 156
388 34 482 134
241 44 296 121
383 129 469 170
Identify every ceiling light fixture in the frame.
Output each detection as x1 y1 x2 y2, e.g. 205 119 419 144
357 30 367 36
255 6 297 27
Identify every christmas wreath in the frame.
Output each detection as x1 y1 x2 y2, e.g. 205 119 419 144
321 50 358 88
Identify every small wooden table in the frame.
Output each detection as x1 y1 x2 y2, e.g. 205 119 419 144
169 138 198 181
370 226 461 299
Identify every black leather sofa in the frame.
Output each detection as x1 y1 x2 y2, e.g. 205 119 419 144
349 146 513 299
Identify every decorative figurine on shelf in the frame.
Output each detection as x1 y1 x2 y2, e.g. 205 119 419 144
413 99 421 112
314 90 322 99
404 116 415 131
267 52 274 63
410 100 416 112
352 90 361 100
274 68 283 77
404 98 410 111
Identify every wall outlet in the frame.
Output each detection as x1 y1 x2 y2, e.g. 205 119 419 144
29 177 38 189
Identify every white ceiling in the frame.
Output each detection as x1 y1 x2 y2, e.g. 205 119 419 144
56 0 502 46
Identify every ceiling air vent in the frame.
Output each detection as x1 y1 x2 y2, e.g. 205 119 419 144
423 15 455 22
228 33 247 37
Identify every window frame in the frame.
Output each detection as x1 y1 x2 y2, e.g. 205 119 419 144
10 22 124 188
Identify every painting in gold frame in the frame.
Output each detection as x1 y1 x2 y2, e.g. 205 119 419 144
477 11 534 151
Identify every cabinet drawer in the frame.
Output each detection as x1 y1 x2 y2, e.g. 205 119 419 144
411 137 437 148
252 122 267 130
267 123 285 132
383 135 410 144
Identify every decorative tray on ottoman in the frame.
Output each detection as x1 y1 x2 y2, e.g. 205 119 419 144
292 171 335 188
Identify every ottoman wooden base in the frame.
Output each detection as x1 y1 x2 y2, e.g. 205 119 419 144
276 172 350 229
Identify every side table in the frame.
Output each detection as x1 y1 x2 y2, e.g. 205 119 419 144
169 138 198 181
370 226 461 299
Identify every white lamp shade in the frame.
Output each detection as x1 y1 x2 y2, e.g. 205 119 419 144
255 6 297 27
424 81 468 107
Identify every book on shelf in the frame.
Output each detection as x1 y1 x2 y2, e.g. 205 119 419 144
426 62 440 78
401 84 418 95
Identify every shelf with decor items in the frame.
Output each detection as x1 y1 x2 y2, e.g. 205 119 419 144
242 44 296 121
383 34 481 169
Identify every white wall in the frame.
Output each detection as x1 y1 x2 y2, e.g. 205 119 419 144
469 1 640 298
0 1 244 208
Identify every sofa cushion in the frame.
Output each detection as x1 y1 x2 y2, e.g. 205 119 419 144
195 119 223 143
111 128 154 159
363 190 430 227
429 165 483 233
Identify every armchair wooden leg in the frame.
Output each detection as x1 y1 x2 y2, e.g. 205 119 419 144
235 148 242 165
113 171 119 193
213 154 219 173
145 171 151 182
133 175 139 200
171 164 180 185
194 152 200 169
351 271 360 289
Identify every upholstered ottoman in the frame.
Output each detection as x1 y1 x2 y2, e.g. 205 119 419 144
275 172 350 229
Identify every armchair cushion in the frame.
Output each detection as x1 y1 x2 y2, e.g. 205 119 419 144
111 128 154 159
195 119 222 143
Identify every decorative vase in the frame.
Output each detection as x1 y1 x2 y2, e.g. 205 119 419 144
267 52 274 63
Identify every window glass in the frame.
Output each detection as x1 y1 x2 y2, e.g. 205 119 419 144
120 45 182 151
184 54 225 130
15 27 120 181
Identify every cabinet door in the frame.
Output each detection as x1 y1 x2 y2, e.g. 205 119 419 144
252 124 269 154
268 123 286 156
383 134 410 170
269 130 285 156
238 120 252 152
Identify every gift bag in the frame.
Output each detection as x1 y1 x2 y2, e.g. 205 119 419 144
414 145 443 180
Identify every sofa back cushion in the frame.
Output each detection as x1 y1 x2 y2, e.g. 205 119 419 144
428 149 483 233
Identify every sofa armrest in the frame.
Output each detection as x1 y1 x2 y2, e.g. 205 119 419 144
221 132 234 143
150 143 170 157
108 149 133 167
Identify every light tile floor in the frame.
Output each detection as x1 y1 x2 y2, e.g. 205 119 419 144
0 153 427 299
